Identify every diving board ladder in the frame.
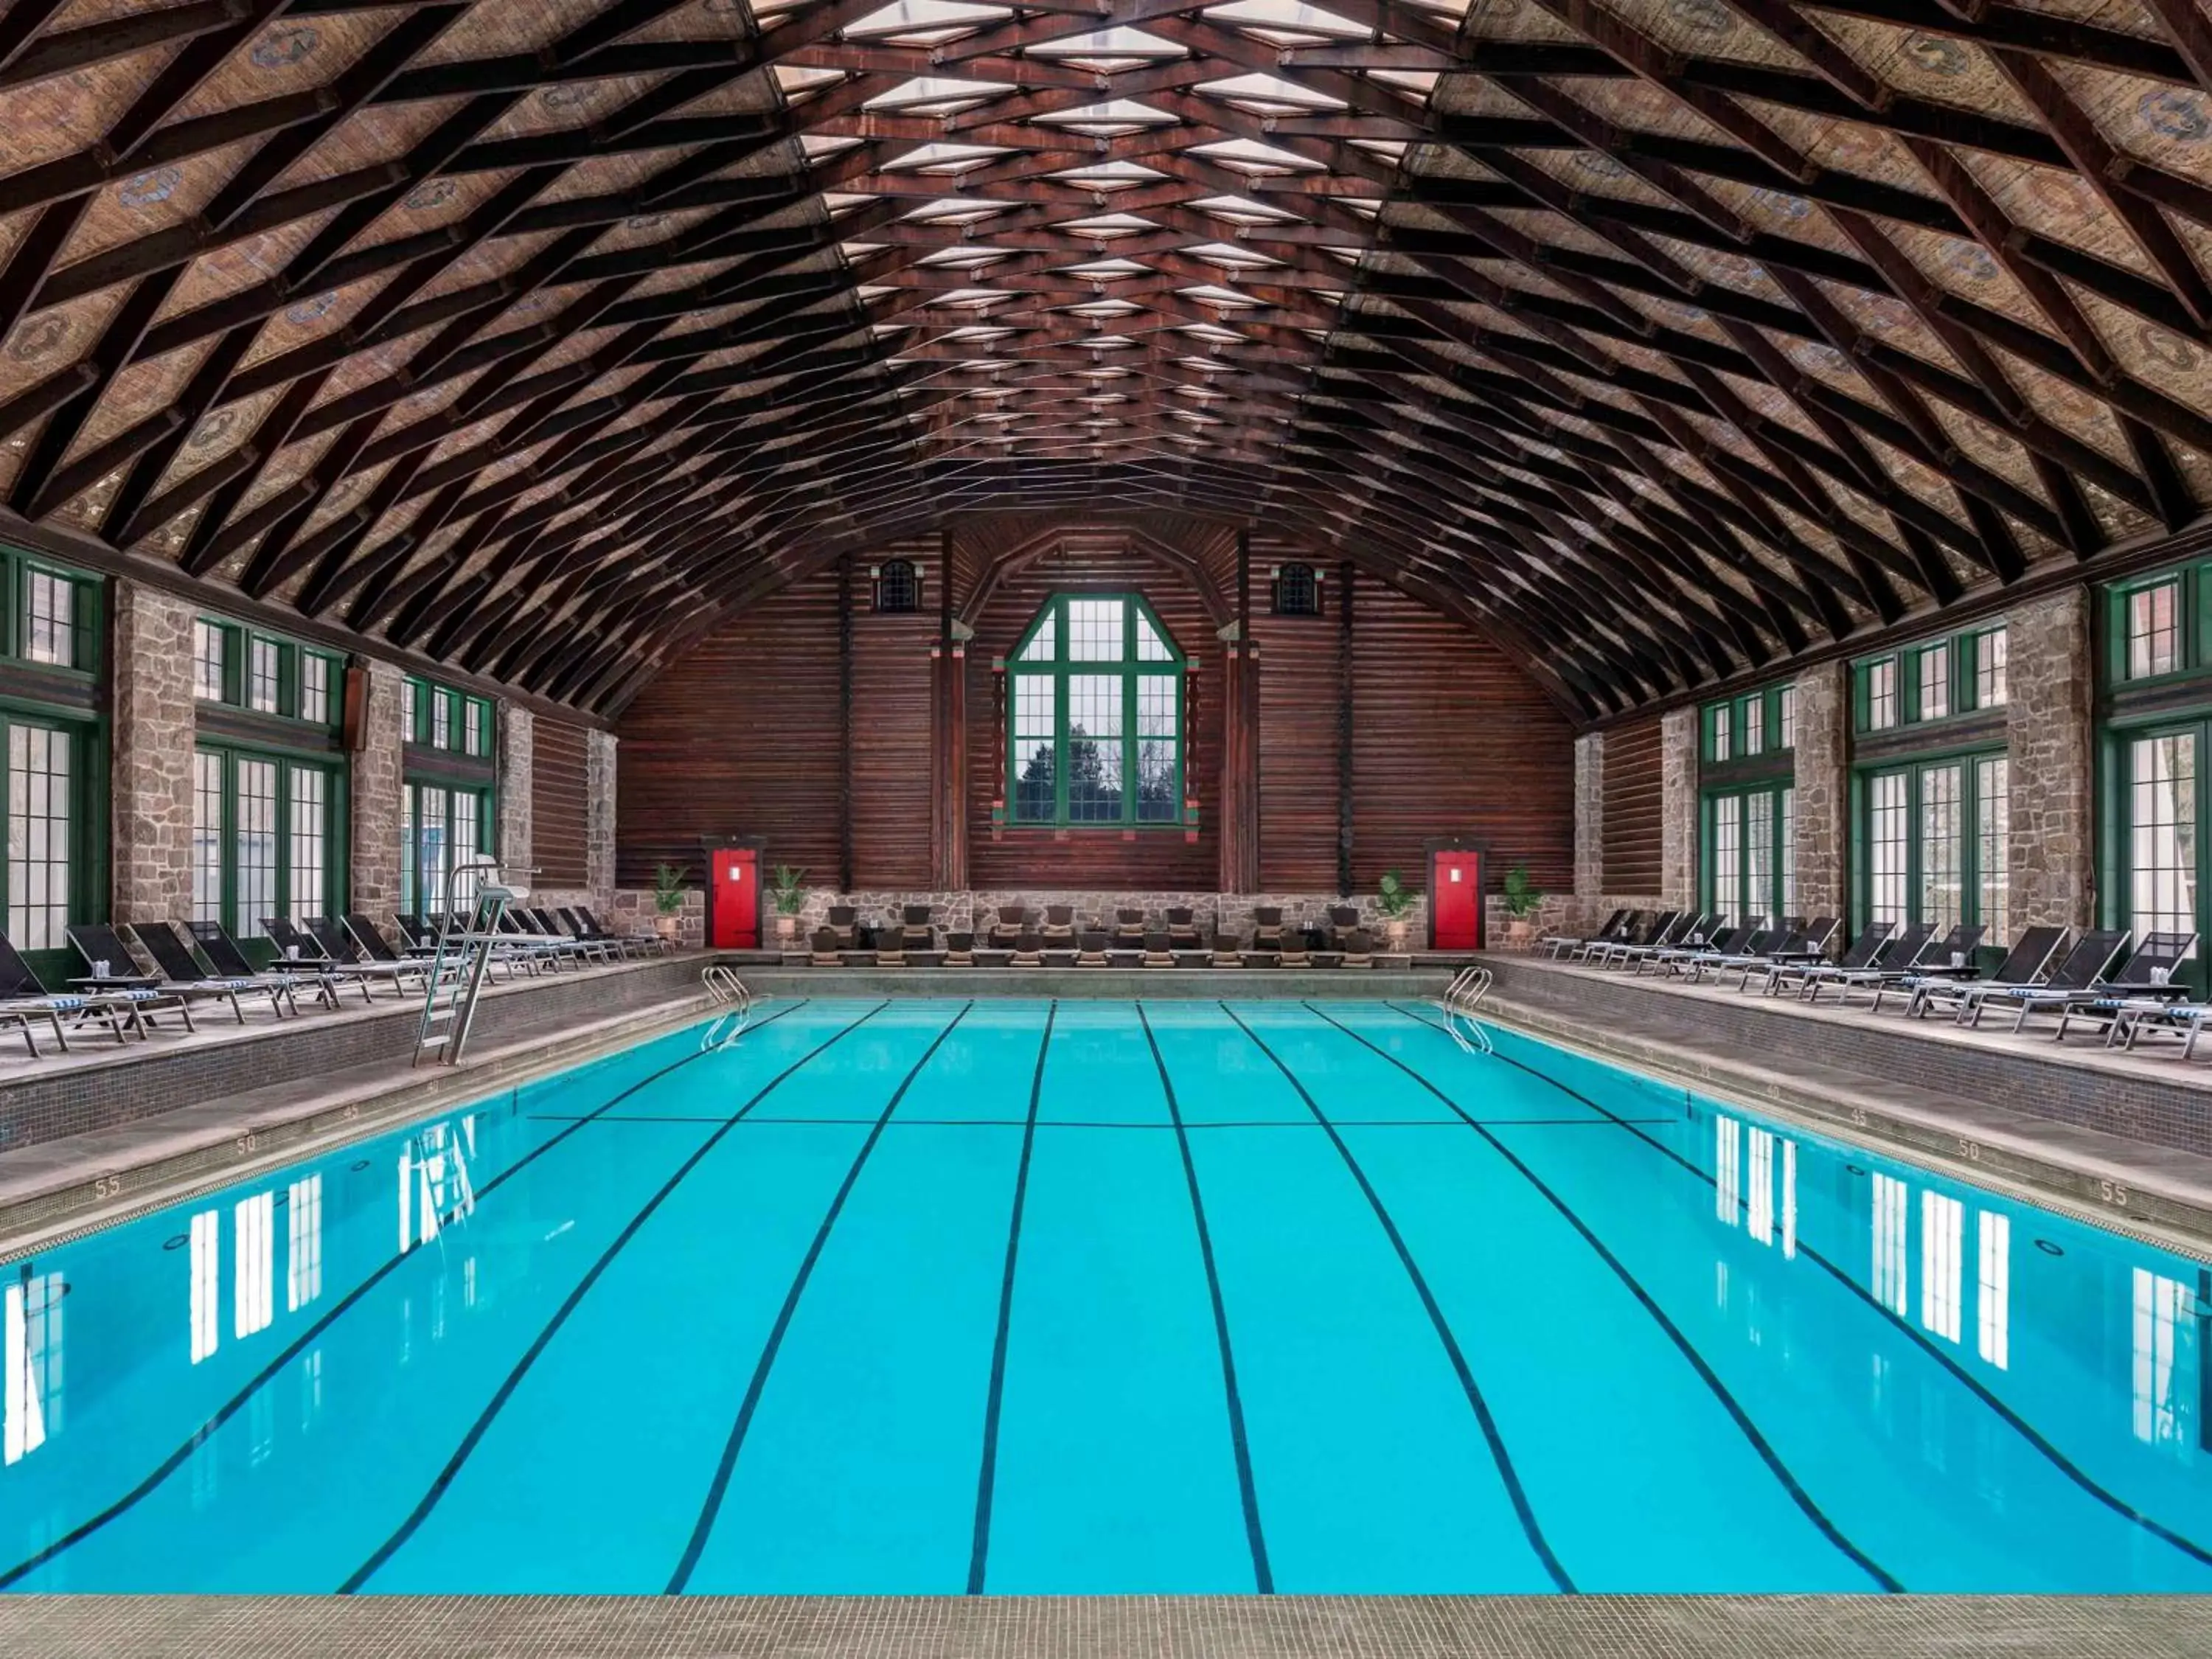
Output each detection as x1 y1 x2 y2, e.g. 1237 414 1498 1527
414 858 512 1067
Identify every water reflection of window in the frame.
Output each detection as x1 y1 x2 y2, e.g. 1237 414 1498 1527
234 1191 274 1340
1714 1116 1739 1223
1717 1116 1796 1257
189 1208 220 1363
399 1118 476 1253
1920 1191 1964 1343
1977 1211 2009 1370
2133 1268 2197 1449
1871 1173 1910 1315
287 1175 322 1312
4 1272 62 1465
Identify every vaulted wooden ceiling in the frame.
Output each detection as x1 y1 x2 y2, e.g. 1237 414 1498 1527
4 0 2212 718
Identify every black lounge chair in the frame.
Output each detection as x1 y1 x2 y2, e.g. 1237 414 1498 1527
1141 930 1175 969
1075 930 1110 967
108 922 292 1023
1897 925 2066 1019
1115 908 1147 945
0 931 168 1051
2045 932 2199 1041
1251 906 1285 953
1041 905 1076 942
1010 931 1044 968
1645 924 1750 978
341 913 450 986
1632 913 1723 975
1543 907 1627 959
1933 928 2129 1028
576 905 671 956
875 926 919 967
1166 906 1202 948
1814 922 1934 1007
1761 921 1890 997
809 927 843 967
1339 928 1374 969
990 905 1027 947
1562 909 1641 961
188 920 334 1011
1596 911 1688 968
1279 926 1312 968
943 931 976 967
529 907 613 962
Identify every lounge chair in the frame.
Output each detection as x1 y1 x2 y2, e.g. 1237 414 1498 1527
1210 933 1244 968
990 905 1028 948
1929 928 2129 1028
1644 924 1750 978
1075 930 1110 968
1340 928 1374 969
2043 932 2199 1041
1813 922 1935 1007
1692 919 1838 990
1141 930 1175 969
493 911 584 970
305 916 459 997
1010 931 1044 968
1041 905 1076 943
1885 925 2062 1016
1115 908 1147 946
0 931 169 1051
1596 911 1689 969
2112 997 2212 1059
1562 909 1642 961
1166 907 1203 949
529 908 614 962
1279 925 1312 968
557 908 645 959
576 905 671 956
874 927 915 968
1759 921 1889 997
1741 917 1846 994
1632 914 1725 975
1543 907 1627 959
187 920 335 1011
808 927 842 967
342 913 452 986
943 931 975 967
1251 906 1285 954
100 922 293 1023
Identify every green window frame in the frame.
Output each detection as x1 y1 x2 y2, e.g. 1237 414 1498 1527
2102 717 2211 994
1004 594 1186 828
2 557 100 675
1700 683 1795 765
1700 784 1794 925
0 706 104 980
400 781 493 916
190 742 346 950
1852 750 2008 945
192 616 343 732
1854 625 2008 734
404 675 495 758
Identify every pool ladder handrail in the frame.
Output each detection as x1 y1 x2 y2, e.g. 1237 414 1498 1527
414 858 513 1068
1439 964 1493 1015
701 964 751 1012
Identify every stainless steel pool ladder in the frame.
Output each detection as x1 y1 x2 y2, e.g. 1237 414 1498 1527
1440 965 1492 1015
701 964 751 1012
414 859 512 1068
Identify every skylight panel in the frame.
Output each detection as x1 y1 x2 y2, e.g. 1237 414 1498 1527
863 75 1006 111
1025 27 1186 56
886 141 1012 172
1189 137 1323 174
844 0 1009 36
1203 0 1368 35
1200 72 1343 110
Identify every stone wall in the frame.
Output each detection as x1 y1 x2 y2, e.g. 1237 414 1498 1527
1659 706 1699 908
753 888 1434 947
1792 659 1848 920
2007 585 2096 930
109 580 196 922
1573 731 1603 927
497 703 533 879
585 728 617 898
350 656 406 922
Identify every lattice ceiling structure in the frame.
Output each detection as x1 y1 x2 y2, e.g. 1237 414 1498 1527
6 0 2212 716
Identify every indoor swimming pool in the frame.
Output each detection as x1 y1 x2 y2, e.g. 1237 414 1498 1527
1 995 2208 1596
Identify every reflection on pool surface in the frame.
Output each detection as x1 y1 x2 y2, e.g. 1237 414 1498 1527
2 996 2208 1594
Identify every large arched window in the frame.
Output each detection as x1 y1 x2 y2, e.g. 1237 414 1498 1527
1008 594 1182 826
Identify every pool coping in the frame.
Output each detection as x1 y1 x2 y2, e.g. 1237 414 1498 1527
0 1593 2195 1658
1472 989 2212 1262
0 989 725 1263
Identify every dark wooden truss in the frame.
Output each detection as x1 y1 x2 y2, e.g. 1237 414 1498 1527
6 0 2212 716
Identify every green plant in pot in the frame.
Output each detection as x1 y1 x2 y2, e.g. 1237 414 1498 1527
1502 862 1545 948
1375 870 1416 951
768 864 807 943
652 861 689 942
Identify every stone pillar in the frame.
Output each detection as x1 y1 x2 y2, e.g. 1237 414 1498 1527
1659 706 1698 908
1791 659 1848 920
585 728 618 906
2007 585 2095 930
350 657 406 922
109 580 196 922
1573 731 1603 928
497 703 534 880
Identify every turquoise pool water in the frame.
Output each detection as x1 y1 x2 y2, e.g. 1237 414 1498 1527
1 995 2209 1594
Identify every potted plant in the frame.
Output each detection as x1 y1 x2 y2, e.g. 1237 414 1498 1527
652 861 689 942
1502 862 1545 949
1375 869 1416 951
768 864 807 943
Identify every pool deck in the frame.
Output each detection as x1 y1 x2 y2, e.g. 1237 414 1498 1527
0 1593 2197 1658
1478 953 2212 1256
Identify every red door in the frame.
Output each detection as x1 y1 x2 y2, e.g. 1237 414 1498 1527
709 848 758 948
1430 849 1481 950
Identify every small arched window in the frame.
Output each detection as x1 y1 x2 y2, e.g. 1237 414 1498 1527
1272 562 1321 616
874 558 921 613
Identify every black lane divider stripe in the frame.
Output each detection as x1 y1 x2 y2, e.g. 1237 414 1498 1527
667 1000 978 1593
1380 999 2212 1574
965 1000 1057 1595
1214 1001 1576 1594
1135 1001 1274 1594
0 998 816 1593
526 1114 1679 1130
1301 1001 1901 1593
339 1000 888 1594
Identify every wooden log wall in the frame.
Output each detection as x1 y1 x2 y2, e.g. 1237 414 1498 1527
1601 714 1666 894
615 524 1575 899
532 718 591 888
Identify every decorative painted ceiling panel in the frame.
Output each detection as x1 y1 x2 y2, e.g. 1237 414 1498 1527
3 0 2212 714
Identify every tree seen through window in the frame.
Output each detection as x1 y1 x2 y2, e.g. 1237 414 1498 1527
1009 595 1181 827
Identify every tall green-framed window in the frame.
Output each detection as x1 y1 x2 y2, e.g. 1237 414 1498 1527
0 551 105 978
1854 752 2007 941
1700 785 1794 925
1854 624 2008 735
190 745 343 944
1005 594 1184 827
400 782 491 916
